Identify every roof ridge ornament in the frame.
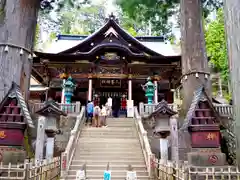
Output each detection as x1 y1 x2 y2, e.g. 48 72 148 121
105 13 119 24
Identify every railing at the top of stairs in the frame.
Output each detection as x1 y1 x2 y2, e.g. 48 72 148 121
139 102 233 117
29 102 81 114
133 107 155 178
60 106 86 179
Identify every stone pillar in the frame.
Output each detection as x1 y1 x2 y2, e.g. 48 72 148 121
139 102 144 116
61 79 66 104
128 79 132 100
88 79 93 101
76 101 81 113
160 138 169 161
35 116 46 163
154 81 158 104
46 137 54 160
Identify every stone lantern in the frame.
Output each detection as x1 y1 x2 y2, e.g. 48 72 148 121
141 77 156 104
147 100 177 161
62 76 76 104
35 101 67 160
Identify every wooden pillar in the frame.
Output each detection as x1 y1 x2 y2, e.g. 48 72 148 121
180 0 211 115
88 78 93 101
154 81 158 104
128 79 132 100
223 0 240 168
61 79 66 104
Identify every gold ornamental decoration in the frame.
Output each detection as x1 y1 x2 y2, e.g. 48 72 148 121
59 73 69 79
0 131 6 139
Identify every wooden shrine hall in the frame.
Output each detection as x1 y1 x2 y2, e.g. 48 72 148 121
31 14 181 106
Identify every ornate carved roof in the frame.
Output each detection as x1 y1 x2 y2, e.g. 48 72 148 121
0 82 35 129
33 14 181 63
149 100 177 118
180 86 224 132
35 101 67 117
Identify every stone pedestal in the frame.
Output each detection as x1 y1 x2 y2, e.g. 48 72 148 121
188 148 226 166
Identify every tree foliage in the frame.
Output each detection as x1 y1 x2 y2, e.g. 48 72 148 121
116 0 223 36
205 8 228 80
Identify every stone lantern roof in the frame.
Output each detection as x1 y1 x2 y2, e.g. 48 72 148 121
149 100 177 118
35 101 67 117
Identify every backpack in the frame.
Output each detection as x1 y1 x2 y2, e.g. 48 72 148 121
94 107 100 115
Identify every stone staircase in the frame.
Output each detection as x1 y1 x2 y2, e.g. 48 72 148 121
66 117 149 180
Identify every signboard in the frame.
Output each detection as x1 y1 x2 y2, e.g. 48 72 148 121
104 170 111 180
100 79 121 88
76 170 85 180
127 100 134 118
191 132 220 148
0 129 24 146
126 171 137 180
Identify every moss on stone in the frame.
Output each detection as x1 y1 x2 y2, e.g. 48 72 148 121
0 0 6 24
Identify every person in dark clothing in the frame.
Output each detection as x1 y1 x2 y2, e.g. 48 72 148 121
112 97 121 117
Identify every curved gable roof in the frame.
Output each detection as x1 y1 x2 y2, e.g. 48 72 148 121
58 15 164 57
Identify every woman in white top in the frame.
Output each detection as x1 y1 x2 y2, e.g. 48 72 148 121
100 105 107 127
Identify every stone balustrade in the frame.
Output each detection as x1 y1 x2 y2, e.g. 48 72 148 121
29 102 81 114
140 103 233 118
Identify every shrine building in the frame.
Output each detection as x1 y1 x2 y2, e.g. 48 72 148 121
31 15 181 106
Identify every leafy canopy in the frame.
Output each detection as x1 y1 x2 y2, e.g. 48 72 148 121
205 8 228 81
116 0 223 35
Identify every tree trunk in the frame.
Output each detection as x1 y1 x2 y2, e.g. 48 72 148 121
0 0 40 100
180 0 211 116
223 0 240 168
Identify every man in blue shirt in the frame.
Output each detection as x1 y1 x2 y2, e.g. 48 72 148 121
86 100 94 125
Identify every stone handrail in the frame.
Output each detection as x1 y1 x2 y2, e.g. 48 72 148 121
134 107 155 177
60 106 86 179
29 102 81 114
141 103 233 117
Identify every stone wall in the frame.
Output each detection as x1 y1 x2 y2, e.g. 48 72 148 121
55 115 77 154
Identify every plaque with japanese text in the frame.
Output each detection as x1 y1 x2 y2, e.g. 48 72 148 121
100 79 121 88
191 132 220 148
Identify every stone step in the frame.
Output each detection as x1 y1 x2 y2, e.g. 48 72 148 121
66 175 149 180
71 160 146 166
77 151 144 157
69 164 147 171
77 147 143 152
80 135 138 139
77 144 141 149
81 128 137 133
68 169 148 176
78 137 140 142
74 155 145 161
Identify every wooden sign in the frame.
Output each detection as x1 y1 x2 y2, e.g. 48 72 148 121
191 131 220 148
100 79 121 88
0 129 24 146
